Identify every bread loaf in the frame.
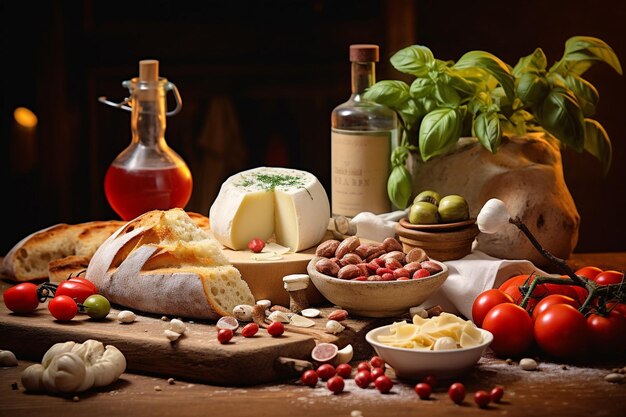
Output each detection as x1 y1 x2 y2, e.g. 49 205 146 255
86 208 255 319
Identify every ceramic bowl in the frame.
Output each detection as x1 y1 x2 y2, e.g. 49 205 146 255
365 324 493 380
306 257 448 318
395 218 479 261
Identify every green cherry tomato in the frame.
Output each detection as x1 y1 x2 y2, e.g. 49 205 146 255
82 294 111 320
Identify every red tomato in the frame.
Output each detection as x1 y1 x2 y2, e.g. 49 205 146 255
68 277 98 293
534 304 588 359
575 266 603 280
471 289 514 327
55 280 97 303
608 303 626 317
481 303 534 357
594 270 624 286
448 382 465 404
3 283 40 313
48 295 78 321
532 294 580 322
570 285 589 305
499 274 579 309
587 311 626 355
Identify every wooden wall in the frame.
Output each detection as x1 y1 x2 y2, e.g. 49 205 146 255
1 0 624 255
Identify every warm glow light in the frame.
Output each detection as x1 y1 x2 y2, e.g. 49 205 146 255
14 107 38 128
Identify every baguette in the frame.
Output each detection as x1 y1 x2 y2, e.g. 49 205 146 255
86 208 255 319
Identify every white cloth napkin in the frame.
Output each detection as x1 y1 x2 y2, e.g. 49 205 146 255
343 211 550 321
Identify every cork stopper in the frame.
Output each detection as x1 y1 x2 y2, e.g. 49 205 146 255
139 59 159 82
349 44 379 63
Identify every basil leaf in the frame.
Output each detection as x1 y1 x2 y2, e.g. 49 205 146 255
419 108 462 161
583 119 612 175
536 88 585 152
454 50 516 102
434 81 461 107
418 97 438 114
363 80 410 109
409 78 434 99
390 45 435 77
565 74 599 117
447 70 478 96
561 36 623 76
397 99 423 129
512 48 548 77
472 112 501 153
516 72 550 106
387 164 413 209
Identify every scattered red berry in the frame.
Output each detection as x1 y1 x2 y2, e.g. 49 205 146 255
448 382 466 404
370 356 385 369
413 268 431 279
217 328 233 344
490 386 504 403
327 376 345 394
316 363 336 381
267 321 284 337
374 375 393 394
335 363 352 378
301 370 318 387
422 374 437 388
370 367 385 380
247 238 266 253
357 361 371 372
241 322 259 337
414 382 432 400
474 390 491 408
354 370 372 388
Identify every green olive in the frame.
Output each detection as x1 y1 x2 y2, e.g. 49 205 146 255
438 195 469 223
409 202 440 224
413 190 441 207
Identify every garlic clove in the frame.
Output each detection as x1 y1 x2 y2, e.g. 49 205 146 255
232 305 254 322
168 319 187 335
117 310 136 324
300 308 321 318
164 329 182 342
268 310 291 323
325 319 345 334
334 344 354 365
289 314 316 328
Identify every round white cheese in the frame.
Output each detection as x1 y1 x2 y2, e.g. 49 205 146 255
209 167 330 252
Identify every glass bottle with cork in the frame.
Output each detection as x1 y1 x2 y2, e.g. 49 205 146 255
99 59 192 221
331 44 398 220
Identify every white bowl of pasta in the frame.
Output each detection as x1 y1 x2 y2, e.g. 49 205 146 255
365 313 494 380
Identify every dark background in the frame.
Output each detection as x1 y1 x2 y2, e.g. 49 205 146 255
1 0 625 255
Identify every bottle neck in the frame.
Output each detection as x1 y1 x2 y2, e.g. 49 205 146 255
130 85 167 147
351 61 376 98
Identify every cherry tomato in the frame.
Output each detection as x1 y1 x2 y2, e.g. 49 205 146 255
69 276 98 293
335 363 352 378
374 375 393 393
534 304 589 359
326 375 344 394
415 382 432 399
594 270 624 286
217 328 233 344
422 374 437 387
448 382 465 404
357 361 371 372
48 295 78 321
267 321 284 337
490 386 504 403
241 322 259 337
370 367 385 380
608 302 626 317
471 289 514 327
354 370 371 388
301 369 318 387
482 303 533 357
3 283 40 313
82 294 111 319
587 311 626 355
499 274 579 309
56 280 98 304
575 266 603 280
316 363 336 381
474 390 491 408
532 294 580 322
369 356 385 369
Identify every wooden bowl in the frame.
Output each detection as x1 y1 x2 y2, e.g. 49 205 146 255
395 218 479 261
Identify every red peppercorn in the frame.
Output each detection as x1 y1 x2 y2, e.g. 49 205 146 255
357 361 371 372
335 363 352 378
316 363 336 381
267 321 284 337
490 386 504 403
369 356 385 369
374 375 393 394
370 367 385 380
326 376 344 394
354 370 371 389
247 238 265 253
414 382 432 400
448 382 466 404
474 390 491 408
217 328 233 344
301 370 318 387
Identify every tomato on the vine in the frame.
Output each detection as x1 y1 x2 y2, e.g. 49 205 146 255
499 274 579 309
82 294 111 320
481 303 533 357
3 283 40 313
471 289 514 327
48 295 78 321
594 270 624 286
532 294 580 322
55 279 97 303
68 276 98 293
575 266 603 280
534 304 588 359
587 310 626 355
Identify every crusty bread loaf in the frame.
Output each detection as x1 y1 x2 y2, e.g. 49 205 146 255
86 208 255 319
47 255 91 283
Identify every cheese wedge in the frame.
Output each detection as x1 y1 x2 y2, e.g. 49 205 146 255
209 167 330 251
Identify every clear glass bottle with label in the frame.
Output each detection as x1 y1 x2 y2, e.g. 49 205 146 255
331 44 398 218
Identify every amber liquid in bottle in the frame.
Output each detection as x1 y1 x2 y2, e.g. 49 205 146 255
103 60 192 221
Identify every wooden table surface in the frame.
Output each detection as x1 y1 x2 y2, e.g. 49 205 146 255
1 252 625 417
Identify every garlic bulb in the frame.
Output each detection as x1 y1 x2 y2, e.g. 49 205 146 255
477 198 510 234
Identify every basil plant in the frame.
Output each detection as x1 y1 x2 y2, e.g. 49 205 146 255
363 36 622 210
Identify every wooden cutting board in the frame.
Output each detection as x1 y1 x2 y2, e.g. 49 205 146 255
0 297 388 387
